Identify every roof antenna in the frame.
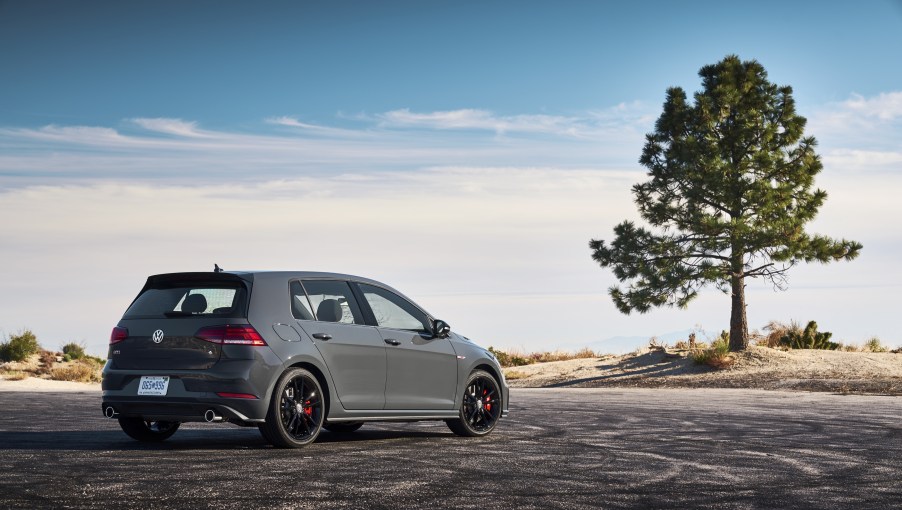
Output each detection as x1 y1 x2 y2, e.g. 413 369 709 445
214 263 223 273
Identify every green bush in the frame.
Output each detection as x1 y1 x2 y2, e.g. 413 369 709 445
779 321 838 350
691 331 732 367
864 337 887 353
62 342 87 360
0 329 41 362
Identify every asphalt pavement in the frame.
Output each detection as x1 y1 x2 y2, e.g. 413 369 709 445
0 388 899 509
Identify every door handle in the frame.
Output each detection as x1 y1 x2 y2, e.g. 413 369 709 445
312 333 332 341
384 338 401 346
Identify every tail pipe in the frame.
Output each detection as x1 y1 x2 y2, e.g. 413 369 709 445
104 406 118 419
204 409 223 423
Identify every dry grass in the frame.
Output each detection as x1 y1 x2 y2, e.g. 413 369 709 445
1 370 29 381
503 370 528 380
757 320 794 348
490 346 601 368
50 360 102 383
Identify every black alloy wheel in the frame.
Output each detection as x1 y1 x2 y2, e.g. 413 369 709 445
446 370 501 437
260 368 325 448
118 417 180 442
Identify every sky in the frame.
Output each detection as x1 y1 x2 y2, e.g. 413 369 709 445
1 0 901 356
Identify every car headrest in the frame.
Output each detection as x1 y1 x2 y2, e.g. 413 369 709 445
182 293 208 313
316 299 343 322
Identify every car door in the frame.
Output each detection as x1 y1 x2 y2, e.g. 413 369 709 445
355 283 458 410
291 279 387 410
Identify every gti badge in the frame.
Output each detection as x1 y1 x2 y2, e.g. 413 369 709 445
152 329 165 343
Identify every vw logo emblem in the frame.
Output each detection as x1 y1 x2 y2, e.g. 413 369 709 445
152 329 165 343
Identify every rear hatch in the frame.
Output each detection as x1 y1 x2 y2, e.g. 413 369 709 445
111 272 252 370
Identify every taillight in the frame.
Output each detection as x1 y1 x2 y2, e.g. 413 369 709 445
110 326 129 344
216 392 258 399
195 325 267 346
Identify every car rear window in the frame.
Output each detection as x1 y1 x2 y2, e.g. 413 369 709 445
123 283 248 319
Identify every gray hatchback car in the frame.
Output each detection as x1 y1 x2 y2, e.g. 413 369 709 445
101 270 509 448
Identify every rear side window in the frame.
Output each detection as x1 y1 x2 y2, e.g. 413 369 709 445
124 283 248 319
289 281 315 320
301 280 365 325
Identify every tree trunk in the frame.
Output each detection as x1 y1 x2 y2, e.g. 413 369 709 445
729 271 749 352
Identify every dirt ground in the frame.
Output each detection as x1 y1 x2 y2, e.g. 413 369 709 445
504 346 902 395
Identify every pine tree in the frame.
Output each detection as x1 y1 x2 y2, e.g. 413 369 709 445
589 55 862 351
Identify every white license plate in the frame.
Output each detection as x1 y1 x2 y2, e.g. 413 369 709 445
137 376 170 396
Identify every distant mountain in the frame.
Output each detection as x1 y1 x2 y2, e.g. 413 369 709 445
557 328 718 355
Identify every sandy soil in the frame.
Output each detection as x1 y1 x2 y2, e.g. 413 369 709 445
0 378 100 392
504 346 902 394
3 346 900 395
0 352 102 391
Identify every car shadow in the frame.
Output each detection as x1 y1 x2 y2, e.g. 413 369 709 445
0 427 451 451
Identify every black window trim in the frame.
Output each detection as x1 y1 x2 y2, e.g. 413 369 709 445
351 281 434 334
288 279 317 321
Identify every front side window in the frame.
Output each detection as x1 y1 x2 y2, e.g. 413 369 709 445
302 280 365 325
358 283 430 332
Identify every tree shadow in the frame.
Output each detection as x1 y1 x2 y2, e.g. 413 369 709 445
543 350 712 388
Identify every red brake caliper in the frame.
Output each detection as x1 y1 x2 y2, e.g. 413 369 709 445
304 400 313 416
483 389 491 411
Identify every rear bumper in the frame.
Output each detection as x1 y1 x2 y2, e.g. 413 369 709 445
101 357 277 423
101 397 265 423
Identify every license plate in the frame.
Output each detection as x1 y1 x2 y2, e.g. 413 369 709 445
138 376 170 396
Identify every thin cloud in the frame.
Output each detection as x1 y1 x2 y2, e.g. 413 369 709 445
264 115 373 138
808 90 902 149
840 91 902 121
0 107 650 184
372 108 643 138
130 117 210 138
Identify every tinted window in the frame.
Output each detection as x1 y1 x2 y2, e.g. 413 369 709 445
302 280 365 325
289 280 315 320
358 283 430 332
124 284 247 319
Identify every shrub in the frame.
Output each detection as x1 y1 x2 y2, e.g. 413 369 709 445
50 360 101 383
864 337 887 353
758 320 794 348
691 331 733 368
779 321 838 350
36 350 56 375
0 329 41 362
488 346 532 368
62 342 87 360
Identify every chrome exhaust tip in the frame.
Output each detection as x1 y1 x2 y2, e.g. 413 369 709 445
204 409 222 423
104 406 118 418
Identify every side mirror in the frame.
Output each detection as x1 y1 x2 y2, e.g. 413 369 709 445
433 319 451 339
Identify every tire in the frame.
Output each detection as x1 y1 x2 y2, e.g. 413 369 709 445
446 370 502 437
118 417 180 442
323 421 364 434
260 368 325 448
